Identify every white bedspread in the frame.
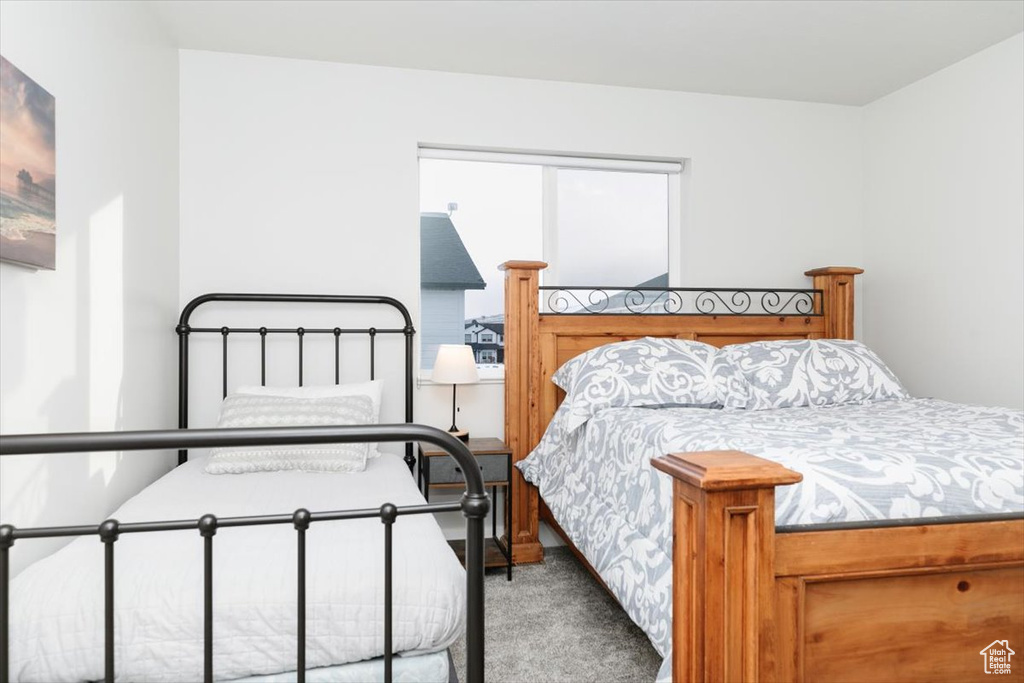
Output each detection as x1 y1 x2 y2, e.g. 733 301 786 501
8 453 466 682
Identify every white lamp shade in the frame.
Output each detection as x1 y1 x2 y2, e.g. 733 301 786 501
431 344 480 384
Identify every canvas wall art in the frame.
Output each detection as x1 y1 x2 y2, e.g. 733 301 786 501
0 55 56 270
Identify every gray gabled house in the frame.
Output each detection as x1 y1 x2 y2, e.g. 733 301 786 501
420 212 486 369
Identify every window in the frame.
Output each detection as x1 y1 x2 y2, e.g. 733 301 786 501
552 169 669 288
420 149 682 371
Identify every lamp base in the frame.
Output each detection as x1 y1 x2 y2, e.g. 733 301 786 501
448 429 470 442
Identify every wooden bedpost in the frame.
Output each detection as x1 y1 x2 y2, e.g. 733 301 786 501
804 266 863 339
499 260 547 565
652 451 801 683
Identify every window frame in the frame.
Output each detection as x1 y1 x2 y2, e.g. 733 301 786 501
418 146 687 384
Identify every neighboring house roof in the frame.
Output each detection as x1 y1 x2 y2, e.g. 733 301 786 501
594 272 671 313
421 213 486 290
636 272 669 288
466 319 504 336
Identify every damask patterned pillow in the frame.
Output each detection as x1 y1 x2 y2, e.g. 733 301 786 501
719 339 909 411
554 337 725 433
205 394 375 474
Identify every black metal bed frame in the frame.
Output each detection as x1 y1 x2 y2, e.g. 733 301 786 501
176 293 417 471
0 294 487 683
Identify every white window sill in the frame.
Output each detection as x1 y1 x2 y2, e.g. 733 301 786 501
418 366 505 387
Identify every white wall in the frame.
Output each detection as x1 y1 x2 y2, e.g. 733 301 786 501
0 1 180 575
179 49 865 423
179 49 864 539
863 33 1024 408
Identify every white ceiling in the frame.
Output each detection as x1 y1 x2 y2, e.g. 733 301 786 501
151 0 1024 106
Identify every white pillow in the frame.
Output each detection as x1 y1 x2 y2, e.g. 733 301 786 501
236 380 383 422
205 394 374 474
236 381 385 458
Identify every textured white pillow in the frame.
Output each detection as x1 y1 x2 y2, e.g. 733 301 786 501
236 380 383 422
206 394 375 474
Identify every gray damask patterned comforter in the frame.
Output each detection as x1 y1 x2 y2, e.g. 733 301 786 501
518 398 1024 676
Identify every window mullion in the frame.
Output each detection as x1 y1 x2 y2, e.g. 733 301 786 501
541 166 559 291
667 173 681 287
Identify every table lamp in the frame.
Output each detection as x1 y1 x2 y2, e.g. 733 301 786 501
431 344 479 442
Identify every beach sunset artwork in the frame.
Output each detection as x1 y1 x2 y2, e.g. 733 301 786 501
0 55 55 270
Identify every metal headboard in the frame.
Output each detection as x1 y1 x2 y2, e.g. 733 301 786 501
176 293 416 469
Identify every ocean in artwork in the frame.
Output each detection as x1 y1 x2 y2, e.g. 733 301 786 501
0 55 56 270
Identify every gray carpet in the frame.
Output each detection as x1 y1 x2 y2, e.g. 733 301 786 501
451 548 662 682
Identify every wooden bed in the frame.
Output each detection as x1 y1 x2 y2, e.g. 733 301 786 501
500 261 1024 682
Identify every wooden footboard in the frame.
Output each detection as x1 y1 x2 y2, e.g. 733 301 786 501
653 450 1024 683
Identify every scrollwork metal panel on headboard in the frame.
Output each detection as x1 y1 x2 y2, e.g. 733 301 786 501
540 287 822 316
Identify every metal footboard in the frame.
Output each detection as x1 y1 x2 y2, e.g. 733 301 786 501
0 424 487 683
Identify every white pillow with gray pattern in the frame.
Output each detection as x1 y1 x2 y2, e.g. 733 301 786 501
552 337 726 434
719 339 909 410
205 394 375 474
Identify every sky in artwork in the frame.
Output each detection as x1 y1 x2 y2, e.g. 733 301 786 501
0 56 56 195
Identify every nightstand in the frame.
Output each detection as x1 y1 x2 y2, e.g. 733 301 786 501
418 437 513 581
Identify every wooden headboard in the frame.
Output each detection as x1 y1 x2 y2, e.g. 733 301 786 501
500 261 863 564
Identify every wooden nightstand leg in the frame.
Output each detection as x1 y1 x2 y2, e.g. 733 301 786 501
423 455 430 503
506 453 513 581
417 446 423 494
